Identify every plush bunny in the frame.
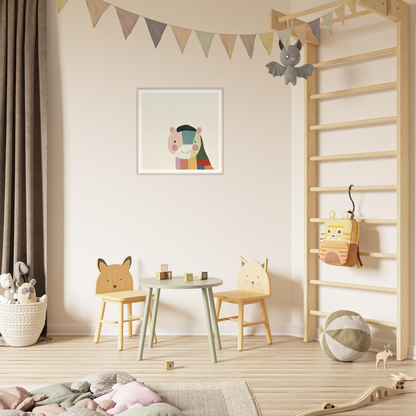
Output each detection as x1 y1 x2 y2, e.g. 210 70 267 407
16 279 48 304
14 261 29 284
0 273 16 304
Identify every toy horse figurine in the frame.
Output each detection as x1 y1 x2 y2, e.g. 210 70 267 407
376 344 393 368
266 40 316 86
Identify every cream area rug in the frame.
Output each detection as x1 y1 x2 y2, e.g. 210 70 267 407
4 382 261 416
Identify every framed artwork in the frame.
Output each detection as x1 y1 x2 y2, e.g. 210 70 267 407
137 88 223 174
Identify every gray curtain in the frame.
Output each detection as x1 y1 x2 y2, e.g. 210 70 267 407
0 0 47 298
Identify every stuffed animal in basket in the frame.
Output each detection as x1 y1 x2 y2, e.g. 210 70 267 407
16 279 48 304
0 273 16 304
14 261 29 284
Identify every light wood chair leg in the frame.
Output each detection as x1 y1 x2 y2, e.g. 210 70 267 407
118 302 124 351
127 303 132 337
94 299 106 343
260 299 272 345
148 305 157 344
238 302 244 351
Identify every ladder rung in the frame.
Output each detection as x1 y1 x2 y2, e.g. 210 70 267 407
310 185 396 192
310 218 397 225
314 47 397 69
309 279 397 294
243 320 265 327
309 310 397 328
310 116 397 131
310 150 396 162
310 82 397 100
310 248 397 259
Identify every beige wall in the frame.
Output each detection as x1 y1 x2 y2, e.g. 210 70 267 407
47 0 294 336
291 0 416 358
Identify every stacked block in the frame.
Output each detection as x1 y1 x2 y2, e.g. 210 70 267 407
155 272 168 280
161 264 168 272
198 271 208 280
184 273 193 282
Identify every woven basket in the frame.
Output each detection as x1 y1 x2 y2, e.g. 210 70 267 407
0 301 47 347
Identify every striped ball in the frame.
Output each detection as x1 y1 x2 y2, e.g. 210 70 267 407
319 310 371 362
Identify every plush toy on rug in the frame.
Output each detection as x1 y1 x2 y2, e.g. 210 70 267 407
0 273 17 304
16 279 48 304
266 40 316 86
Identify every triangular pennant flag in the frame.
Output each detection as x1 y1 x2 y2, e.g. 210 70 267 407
347 0 357 17
145 18 167 48
55 0 69 13
240 34 256 59
259 33 274 56
322 11 333 34
334 4 346 25
219 34 237 59
86 0 110 28
277 28 290 51
171 26 192 54
293 24 307 45
196 31 215 58
116 7 139 39
308 18 320 42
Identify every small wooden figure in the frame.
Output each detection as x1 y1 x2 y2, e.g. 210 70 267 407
166 271 172 279
184 273 193 282
321 403 335 409
198 271 208 280
164 360 174 370
391 372 415 389
376 344 393 368
156 272 168 280
161 264 168 272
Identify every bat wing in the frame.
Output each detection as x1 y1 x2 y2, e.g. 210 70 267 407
296 64 316 80
266 61 286 78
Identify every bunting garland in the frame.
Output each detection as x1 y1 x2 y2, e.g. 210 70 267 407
55 0 358 59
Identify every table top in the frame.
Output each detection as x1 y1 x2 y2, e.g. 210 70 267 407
139 276 223 289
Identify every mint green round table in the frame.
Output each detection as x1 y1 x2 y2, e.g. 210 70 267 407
136 276 223 363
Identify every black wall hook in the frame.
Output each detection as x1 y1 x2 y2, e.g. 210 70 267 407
348 184 355 218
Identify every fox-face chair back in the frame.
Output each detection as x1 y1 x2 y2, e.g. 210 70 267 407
237 257 271 295
95 256 133 294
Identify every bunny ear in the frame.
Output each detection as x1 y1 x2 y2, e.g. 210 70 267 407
16 281 22 288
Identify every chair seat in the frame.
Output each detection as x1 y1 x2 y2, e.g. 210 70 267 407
96 290 150 302
214 290 270 303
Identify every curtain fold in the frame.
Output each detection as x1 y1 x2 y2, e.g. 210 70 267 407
0 0 47 298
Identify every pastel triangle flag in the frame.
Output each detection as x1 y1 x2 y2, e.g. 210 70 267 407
116 7 139 39
145 18 167 48
347 0 357 17
220 34 237 59
55 0 69 13
322 11 333 34
86 0 110 28
308 18 320 42
293 24 307 45
171 26 192 54
259 33 274 56
334 4 346 25
277 28 290 51
196 31 215 58
240 34 256 59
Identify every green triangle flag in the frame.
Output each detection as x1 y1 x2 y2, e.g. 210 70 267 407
277 28 290 51
55 0 69 13
196 31 215 58
322 11 333 34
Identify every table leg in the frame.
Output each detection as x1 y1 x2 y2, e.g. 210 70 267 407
148 288 160 348
137 287 153 361
202 287 217 363
208 287 221 350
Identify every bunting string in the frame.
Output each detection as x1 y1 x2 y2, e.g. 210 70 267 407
56 0 357 58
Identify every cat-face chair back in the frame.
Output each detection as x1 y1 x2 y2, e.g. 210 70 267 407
95 257 133 294
237 257 270 295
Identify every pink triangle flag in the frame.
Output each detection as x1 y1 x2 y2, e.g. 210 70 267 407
220 34 237 59
86 0 110 28
116 7 139 39
334 4 346 25
171 26 192 54
293 24 307 46
145 18 167 48
240 35 256 59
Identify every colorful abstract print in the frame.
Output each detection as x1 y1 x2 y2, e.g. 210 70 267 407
167 125 213 170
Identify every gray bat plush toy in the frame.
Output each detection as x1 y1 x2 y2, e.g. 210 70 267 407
266 39 316 86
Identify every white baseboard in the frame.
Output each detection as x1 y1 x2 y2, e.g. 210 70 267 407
47 323 414 360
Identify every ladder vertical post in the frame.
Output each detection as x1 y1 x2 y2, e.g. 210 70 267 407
304 41 318 342
396 2 410 361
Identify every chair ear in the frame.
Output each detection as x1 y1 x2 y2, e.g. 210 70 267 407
260 259 268 272
240 257 248 267
97 258 108 272
122 256 132 270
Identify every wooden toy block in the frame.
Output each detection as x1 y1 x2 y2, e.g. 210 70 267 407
166 271 172 279
156 272 168 280
198 271 208 280
184 273 193 282
161 264 168 272
164 360 174 370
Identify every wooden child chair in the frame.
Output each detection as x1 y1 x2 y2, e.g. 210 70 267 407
94 256 157 351
214 257 272 351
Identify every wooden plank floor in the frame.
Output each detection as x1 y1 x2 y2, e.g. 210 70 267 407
1 335 415 415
